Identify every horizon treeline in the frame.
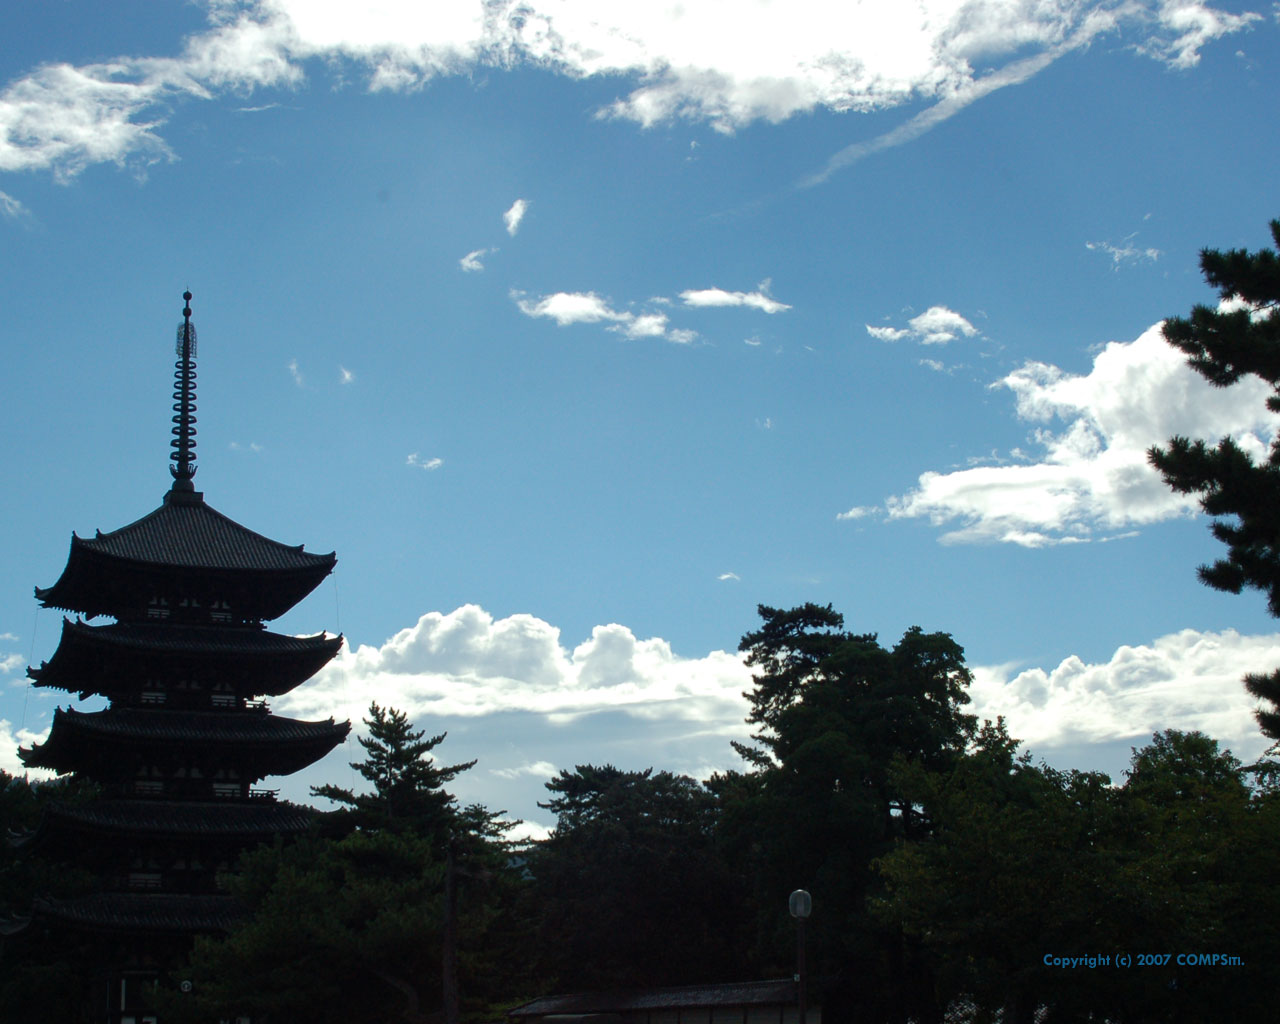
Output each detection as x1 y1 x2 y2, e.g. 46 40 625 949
4 601 1278 1023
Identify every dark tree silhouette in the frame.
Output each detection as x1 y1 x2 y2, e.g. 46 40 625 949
1148 219 1280 736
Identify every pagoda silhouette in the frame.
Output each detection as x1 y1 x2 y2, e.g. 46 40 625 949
12 292 350 1020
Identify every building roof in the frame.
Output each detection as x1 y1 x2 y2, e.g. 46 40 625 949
20 707 350 777
30 892 242 934
509 980 801 1017
61 491 333 571
35 489 336 619
13 798 316 847
30 619 343 697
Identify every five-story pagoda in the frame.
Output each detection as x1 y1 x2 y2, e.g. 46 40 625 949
12 292 350 1020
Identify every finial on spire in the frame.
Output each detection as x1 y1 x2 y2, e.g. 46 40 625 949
170 291 198 491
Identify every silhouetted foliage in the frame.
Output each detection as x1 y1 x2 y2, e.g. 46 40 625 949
1149 219 1280 736
524 765 751 991
311 701 476 842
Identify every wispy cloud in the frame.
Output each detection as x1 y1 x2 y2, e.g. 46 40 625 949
867 305 978 344
229 441 264 453
489 759 558 780
836 506 874 521
407 453 443 471
1086 234 1161 270
339 366 355 384
886 320 1280 545
503 198 528 236
717 572 740 581
0 190 31 221
459 247 492 272
5 2 1250 181
287 358 303 387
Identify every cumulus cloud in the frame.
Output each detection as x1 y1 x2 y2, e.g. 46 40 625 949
0 719 52 778
680 283 790 314
459 247 491 272
886 321 1279 545
275 604 754 730
512 290 697 343
836 506 874 521
5 2 1252 181
503 198 528 236
971 628 1276 758
407 452 443 470
867 305 978 345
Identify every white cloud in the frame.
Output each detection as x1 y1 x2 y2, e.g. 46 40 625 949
971 628 1276 758
836 506 874 521
0 190 30 220
886 321 1280 545
717 572 740 581
339 366 355 384
503 198 528 236
867 305 977 345
0 719 53 778
275 604 754 730
489 759 558 779
287 358 303 387
680 284 790 314
407 453 443 470
0 2 1254 180
1086 235 1161 270
459 247 491 272
512 289 695 343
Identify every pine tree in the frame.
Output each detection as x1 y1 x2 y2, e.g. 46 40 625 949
1148 218 1280 736
311 701 476 840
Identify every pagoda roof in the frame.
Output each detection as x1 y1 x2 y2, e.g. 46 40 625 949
30 892 241 934
20 707 350 777
31 619 343 697
36 489 336 619
14 798 316 847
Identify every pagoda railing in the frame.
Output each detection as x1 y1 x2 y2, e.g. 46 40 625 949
248 788 278 801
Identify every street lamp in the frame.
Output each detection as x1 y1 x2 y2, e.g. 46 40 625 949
789 890 811 1024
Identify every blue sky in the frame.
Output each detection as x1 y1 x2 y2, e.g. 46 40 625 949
3 0 1279 838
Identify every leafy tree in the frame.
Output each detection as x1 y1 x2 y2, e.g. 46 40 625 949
311 701 476 841
0 771 104 1022
167 707 524 1022
1148 219 1280 735
159 830 447 1024
721 605 979 1022
524 765 751 991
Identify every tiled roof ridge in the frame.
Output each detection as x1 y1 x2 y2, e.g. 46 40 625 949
70 495 335 571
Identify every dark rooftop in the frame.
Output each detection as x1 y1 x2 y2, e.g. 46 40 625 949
509 980 800 1017
31 892 241 933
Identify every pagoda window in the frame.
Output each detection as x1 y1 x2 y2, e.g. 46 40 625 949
178 597 201 608
140 690 166 706
127 871 162 890
210 600 233 623
135 780 163 796
146 597 170 621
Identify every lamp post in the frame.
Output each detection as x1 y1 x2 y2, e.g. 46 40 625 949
789 889 811 1024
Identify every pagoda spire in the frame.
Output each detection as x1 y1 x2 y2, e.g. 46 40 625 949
170 290 198 491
